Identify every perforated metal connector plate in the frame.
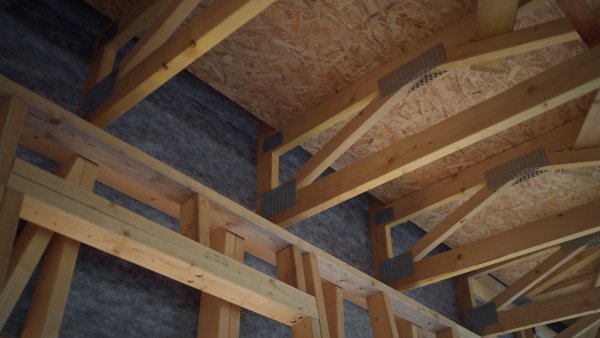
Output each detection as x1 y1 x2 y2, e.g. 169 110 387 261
484 147 549 189
263 130 283 153
80 68 119 117
409 71 448 93
260 179 296 219
465 303 499 333
378 43 446 98
561 232 600 252
374 207 394 225
380 251 414 284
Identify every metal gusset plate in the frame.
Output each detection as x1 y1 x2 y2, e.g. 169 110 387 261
409 71 448 93
560 232 600 252
484 147 549 189
80 68 119 117
465 303 499 333
260 178 296 219
380 251 415 284
378 43 447 99
513 170 548 185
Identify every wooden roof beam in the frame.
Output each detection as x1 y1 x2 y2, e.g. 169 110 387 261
388 200 600 292
545 147 600 170
555 313 600 338
574 90 600 149
9 159 318 325
467 246 560 280
478 287 600 337
85 0 276 128
531 272 597 302
488 246 587 311
265 6 590 157
555 0 600 49
269 46 600 228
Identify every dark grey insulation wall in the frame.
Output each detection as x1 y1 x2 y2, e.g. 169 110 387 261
0 0 461 336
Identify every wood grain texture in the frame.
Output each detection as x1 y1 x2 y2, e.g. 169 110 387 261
555 0 600 48
367 292 399 338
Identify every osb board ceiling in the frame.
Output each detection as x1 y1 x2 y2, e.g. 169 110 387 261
82 0 600 284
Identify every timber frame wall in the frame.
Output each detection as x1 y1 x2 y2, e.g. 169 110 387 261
1 0 600 337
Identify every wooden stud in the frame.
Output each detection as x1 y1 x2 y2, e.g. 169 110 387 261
322 281 344 338
21 156 98 338
389 200 600 292
85 0 277 128
369 196 392 280
276 246 307 292
11 160 318 324
269 46 600 227
0 223 53 329
556 314 600 338
436 327 460 338
454 275 476 326
478 287 600 336
292 317 322 338
0 96 28 204
256 121 279 213
395 318 422 338
489 246 587 310
471 0 519 72
555 0 600 48
377 117 583 229
574 90 600 149
367 292 399 338
0 188 24 290
408 181 513 261
292 78 420 189
526 246 600 298
514 329 535 338
180 194 210 245
302 253 330 338
117 0 203 77
198 228 245 338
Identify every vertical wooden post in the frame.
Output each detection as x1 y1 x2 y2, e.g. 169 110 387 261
180 193 245 338
22 156 98 338
322 281 344 338
515 328 535 338
369 196 393 281
454 275 476 326
395 318 422 338
0 95 28 287
256 121 279 213
367 292 399 338
436 327 460 338
276 246 323 337
77 18 117 116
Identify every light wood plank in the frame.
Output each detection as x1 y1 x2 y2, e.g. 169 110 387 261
526 246 600 298
322 281 344 338
21 156 98 338
0 188 24 289
277 246 307 292
292 317 322 338
532 273 597 302
437 327 460 338
0 223 52 329
479 287 600 336
545 147 600 170
408 181 513 261
377 118 583 229
302 252 330 338
117 0 203 76
389 201 600 292
396 318 422 338
555 0 600 48
468 246 560 279
256 121 279 212
292 78 420 189
489 246 586 310
85 0 277 128
10 160 318 325
198 228 245 338
367 292 399 338
180 194 210 245
270 46 600 227
574 90 600 149
515 329 535 338
471 0 519 72
0 77 470 333
516 0 550 19
556 314 600 338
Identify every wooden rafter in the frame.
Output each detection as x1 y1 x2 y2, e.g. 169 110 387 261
555 313 600 338
270 46 600 227
574 90 600 149
85 0 277 128
478 287 600 336
322 281 344 338
531 272 598 302
555 0 600 48
545 147 600 170
407 181 514 262
488 246 587 311
388 200 600 292
467 246 560 280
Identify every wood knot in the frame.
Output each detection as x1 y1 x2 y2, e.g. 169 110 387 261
48 117 61 126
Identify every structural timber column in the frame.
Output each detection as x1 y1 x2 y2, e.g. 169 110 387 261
369 196 393 281
256 121 279 213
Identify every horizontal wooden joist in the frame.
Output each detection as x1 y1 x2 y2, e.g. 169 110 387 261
269 45 600 227
0 76 474 334
85 0 277 128
478 287 600 337
9 159 318 325
263 7 592 156
388 201 600 292
375 117 585 229
531 272 597 302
